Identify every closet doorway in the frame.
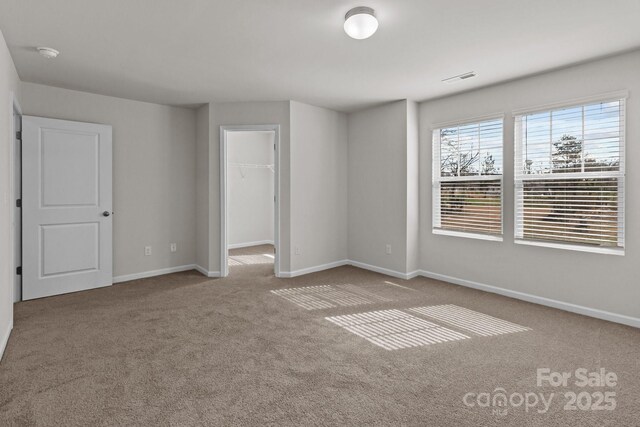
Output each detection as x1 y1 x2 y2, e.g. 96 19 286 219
220 125 280 277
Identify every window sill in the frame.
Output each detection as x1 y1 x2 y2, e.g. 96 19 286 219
515 239 625 256
432 229 503 242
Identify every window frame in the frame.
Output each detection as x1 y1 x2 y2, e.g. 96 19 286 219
432 114 505 241
512 91 627 255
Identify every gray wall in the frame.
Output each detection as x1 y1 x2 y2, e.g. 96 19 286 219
348 100 412 273
419 50 640 319
406 101 419 273
21 83 197 279
200 100 348 275
205 101 291 273
290 101 348 271
0 29 21 358
227 131 274 246
195 104 210 269
4 39 636 335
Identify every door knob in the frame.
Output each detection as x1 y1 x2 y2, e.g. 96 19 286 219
102 211 111 217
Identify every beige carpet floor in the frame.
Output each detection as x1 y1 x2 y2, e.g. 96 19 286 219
1 244 639 426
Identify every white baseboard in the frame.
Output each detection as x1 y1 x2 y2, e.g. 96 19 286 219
113 264 198 283
406 270 421 279
0 319 13 363
418 270 640 329
228 240 274 250
280 260 349 278
347 260 415 280
111 257 639 329
279 259 417 280
194 265 221 278
278 258 640 328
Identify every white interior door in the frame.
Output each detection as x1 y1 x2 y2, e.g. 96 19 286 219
22 116 113 300
13 111 22 302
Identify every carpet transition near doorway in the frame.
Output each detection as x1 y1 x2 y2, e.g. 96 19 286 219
1 245 639 426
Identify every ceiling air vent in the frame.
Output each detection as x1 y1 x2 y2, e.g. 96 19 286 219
442 72 476 84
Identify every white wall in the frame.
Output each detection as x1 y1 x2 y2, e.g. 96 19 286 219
347 100 415 274
290 101 348 272
0 29 21 359
21 83 197 280
419 50 640 320
227 131 274 247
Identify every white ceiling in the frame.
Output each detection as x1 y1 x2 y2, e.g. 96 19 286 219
1 0 639 112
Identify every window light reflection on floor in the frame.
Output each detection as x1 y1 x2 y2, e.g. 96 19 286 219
271 285 373 310
409 305 530 337
271 283 393 311
326 309 469 350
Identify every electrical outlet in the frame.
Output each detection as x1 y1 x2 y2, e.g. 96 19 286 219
145 246 152 256
170 243 177 253
385 244 392 254
295 246 301 255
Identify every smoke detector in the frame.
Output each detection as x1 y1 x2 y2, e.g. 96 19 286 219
37 47 60 59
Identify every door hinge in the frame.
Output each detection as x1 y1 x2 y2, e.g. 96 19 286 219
16 266 22 275
16 131 21 140
16 199 21 208
274 143 276 151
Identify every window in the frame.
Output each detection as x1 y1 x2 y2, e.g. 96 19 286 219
514 96 625 254
432 117 504 240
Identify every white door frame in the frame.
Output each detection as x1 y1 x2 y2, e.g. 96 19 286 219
220 125 280 277
9 92 22 303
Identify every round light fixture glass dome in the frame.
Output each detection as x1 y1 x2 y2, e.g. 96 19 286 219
344 7 378 40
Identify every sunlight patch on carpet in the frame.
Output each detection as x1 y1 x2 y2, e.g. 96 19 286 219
335 284 394 302
271 284 392 310
382 280 416 291
409 305 530 337
325 309 469 350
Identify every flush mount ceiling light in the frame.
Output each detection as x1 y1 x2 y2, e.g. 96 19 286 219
37 47 59 59
344 6 378 40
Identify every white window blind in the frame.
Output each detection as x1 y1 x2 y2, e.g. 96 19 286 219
432 118 503 239
514 97 625 252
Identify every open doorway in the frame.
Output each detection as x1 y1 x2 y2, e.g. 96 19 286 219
220 125 280 277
